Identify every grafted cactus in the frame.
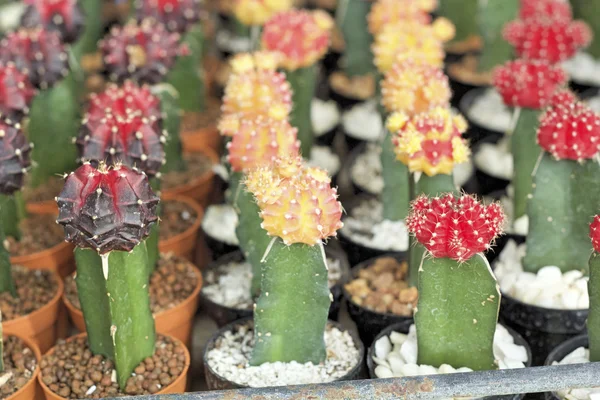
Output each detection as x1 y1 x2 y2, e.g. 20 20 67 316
231 0 293 27
589 216 600 362
337 0 376 77
437 0 478 49
0 64 35 125
571 0 600 59
56 162 159 389
367 0 434 37
407 193 505 370
261 9 333 156
245 156 343 365
476 0 519 73
523 94 600 274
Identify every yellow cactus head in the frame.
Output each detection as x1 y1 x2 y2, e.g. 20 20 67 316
232 0 294 26
390 107 470 176
381 60 451 115
368 0 436 36
372 20 454 73
220 52 292 136
245 156 343 245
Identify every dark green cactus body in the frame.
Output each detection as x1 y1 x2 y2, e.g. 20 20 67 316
235 182 271 298
250 239 330 365
381 130 410 222
0 226 16 298
477 0 518 73
524 154 600 274
416 254 499 370
0 194 24 241
286 65 318 157
438 0 479 45
0 312 3 372
408 173 457 287
337 0 375 76
155 84 186 173
70 0 103 59
511 108 541 221
227 171 242 206
589 252 600 361
166 23 205 113
74 244 155 390
572 0 600 59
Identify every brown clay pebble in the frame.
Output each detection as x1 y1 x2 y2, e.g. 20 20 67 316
40 335 186 398
65 253 198 314
181 97 221 132
22 176 64 203
160 152 212 190
158 200 198 241
344 257 417 316
0 266 58 320
5 214 64 256
0 336 38 399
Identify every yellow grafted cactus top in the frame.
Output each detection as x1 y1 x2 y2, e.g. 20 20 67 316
232 0 294 26
368 0 437 36
245 156 343 245
381 60 451 115
389 107 470 176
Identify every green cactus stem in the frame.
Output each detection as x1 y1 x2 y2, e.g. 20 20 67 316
166 23 206 113
235 181 272 298
70 0 103 59
590 251 600 361
0 194 25 241
337 0 375 76
0 226 16 298
154 84 186 173
381 130 410 222
572 0 600 59
523 154 600 274
74 244 155 390
511 107 541 221
416 253 500 370
286 65 318 157
476 0 518 73
438 0 479 46
408 173 457 287
227 171 242 206
250 239 330 365
0 311 3 372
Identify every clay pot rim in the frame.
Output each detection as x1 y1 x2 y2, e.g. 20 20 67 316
37 332 191 399
181 123 218 137
162 144 219 199
5 332 42 400
62 256 203 321
159 195 204 250
10 239 73 266
3 268 64 331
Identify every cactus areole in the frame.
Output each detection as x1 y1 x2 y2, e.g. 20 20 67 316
21 0 85 44
133 0 201 34
407 193 504 370
0 64 36 124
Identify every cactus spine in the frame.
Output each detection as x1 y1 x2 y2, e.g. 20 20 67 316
477 0 518 73
337 0 375 76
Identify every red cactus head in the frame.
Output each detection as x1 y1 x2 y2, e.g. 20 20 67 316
548 89 578 108
261 9 333 70
492 59 567 109
590 215 600 253
133 0 202 34
504 17 591 64
0 121 32 195
519 0 572 21
100 20 183 85
21 0 85 44
77 111 166 178
0 28 69 90
537 99 600 161
0 64 36 123
407 193 505 262
56 162 160 254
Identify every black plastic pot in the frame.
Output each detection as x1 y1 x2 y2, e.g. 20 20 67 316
570 79 600 96
485 231 526 264
202 228 240 264
201 247 352 327
202 317 365 390
544 334 589 400
366 321 532 400
446 66 489 109
459 87 508 146
343 254 413 348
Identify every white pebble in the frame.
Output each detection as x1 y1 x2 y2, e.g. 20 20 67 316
390 331 407 345
438 364 456 374
561 288 581 309
537 266 563 284
375 365 393 378
418 365 438 375
342 100 383 141
375 336 392 359
467 88 513 133
387 353 405 376
400 338 418 365
312 99 340 135
400 364 421 377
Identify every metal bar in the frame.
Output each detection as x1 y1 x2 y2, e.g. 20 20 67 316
126 362 600 400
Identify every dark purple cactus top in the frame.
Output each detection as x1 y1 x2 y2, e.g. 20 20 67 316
133 0 202 34
0 121 32 195
21 0 85 44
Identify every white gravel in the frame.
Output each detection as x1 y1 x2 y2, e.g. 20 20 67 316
340 197 409 252
206 324 361 387
203 258 343 309
373 324 528 379
312 98 340 136
216 29 252 53
0 2 25 32
202 204 239 246
474 136 513 180
586 96 600 114
466 88 513 133
309 146 341 176
495 190 529 236
494 240 589 310
562 52 600 86
350 143 474 195
552 346 600 400
342 100 383 142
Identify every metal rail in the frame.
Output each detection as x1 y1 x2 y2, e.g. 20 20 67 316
118 362 600 399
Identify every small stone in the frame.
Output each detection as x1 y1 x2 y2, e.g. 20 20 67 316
561 288 580 309
389 331 407 345
400 339 418 365
438 364 456 374
418 365 438 375
387 353 405 376
375 336 392 359
374 365 393 378
400 364 420 377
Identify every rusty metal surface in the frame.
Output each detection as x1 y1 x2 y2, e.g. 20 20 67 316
114 362 600 400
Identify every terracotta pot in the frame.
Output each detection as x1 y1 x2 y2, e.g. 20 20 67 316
162 144 218 208
11 240 75 279
25 200 58 215
181 124 221 155
5 333 42 400
3 270 64 354
159 196 204 262
64 265 203 348
38 333 190 399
